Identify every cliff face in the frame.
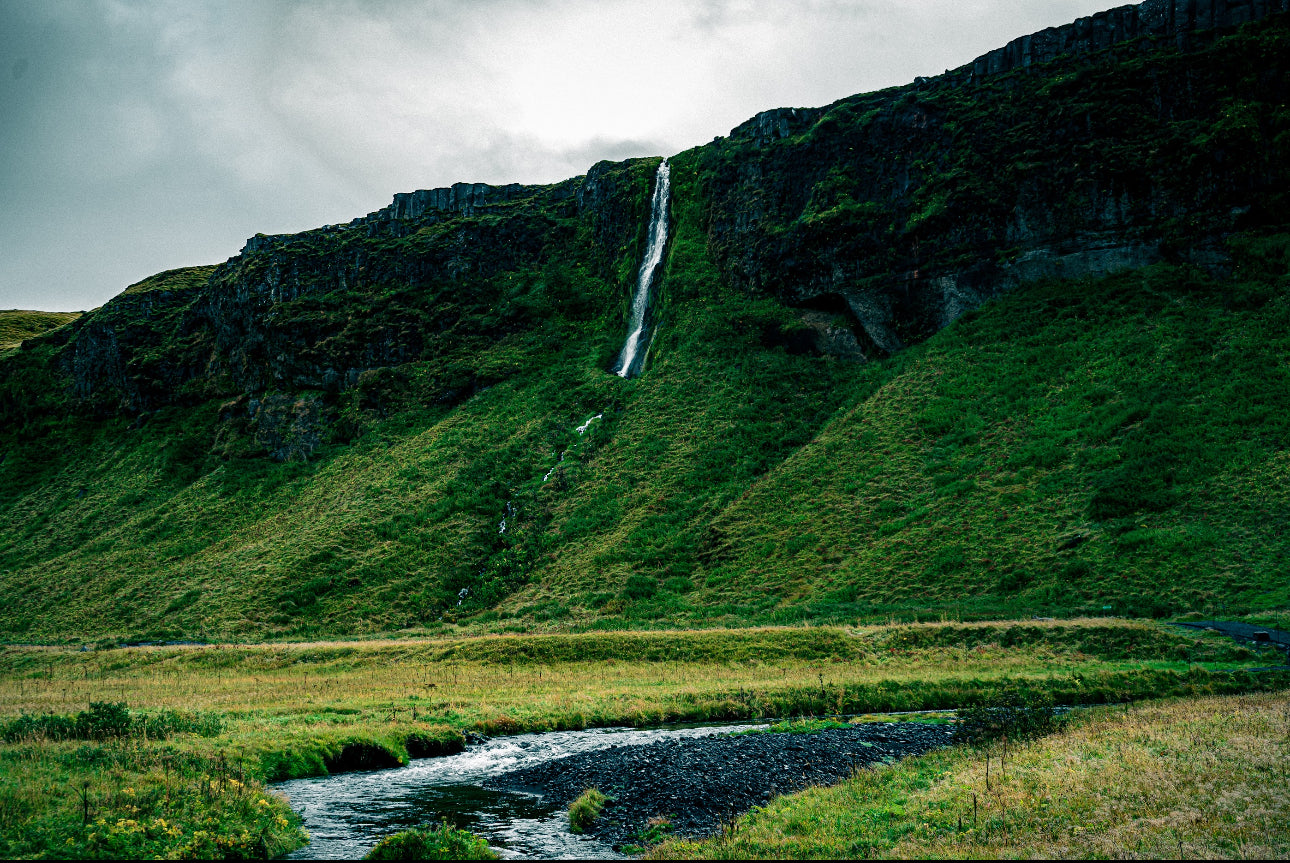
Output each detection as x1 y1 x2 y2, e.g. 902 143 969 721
204 158 656 398
61 266 216 415
11 1 1289 427
696 1 1290 357
964 0 1290 79
29 159 656 430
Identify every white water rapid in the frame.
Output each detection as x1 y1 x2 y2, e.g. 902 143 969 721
614 160 671 378
279 721 765 859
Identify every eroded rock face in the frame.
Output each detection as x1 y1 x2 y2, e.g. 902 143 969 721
967 0 1290 80
36 159 657 459
62 267 216 414
698 0 1290 359
247 392 332 462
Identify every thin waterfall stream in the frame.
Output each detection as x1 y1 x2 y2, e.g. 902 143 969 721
614 160 671 378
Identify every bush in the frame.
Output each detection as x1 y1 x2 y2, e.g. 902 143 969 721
568 787 610 834
0 702 221 743
364 822 496 860
76 701 132 739
622 575 658 600
953 690 1056 746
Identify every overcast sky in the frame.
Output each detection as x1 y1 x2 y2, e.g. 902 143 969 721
1 0 1114 312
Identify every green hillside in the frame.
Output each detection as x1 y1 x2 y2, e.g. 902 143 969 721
0 310 80 358
1 152 1286 641
1 13 1288 642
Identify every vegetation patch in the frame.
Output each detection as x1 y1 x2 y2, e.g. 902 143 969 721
735 718 853 735
568 787 610 833
2 701 221 743
652 691 1290 859
363 822 497 860
0 738 304 859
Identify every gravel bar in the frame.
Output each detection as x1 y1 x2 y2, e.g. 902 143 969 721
487 721 956 848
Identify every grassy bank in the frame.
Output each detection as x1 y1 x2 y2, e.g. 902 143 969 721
0 621 1285 857
1 735 305 859
654 690 1290 859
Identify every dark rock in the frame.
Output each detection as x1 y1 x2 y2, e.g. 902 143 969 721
698 0 1289 361
487 722 956 849
249 392 332 462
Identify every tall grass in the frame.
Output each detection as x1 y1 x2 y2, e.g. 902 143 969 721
0 622 1283 856
654 690 1290 859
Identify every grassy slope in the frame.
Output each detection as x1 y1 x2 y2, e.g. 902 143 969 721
0 310 79 357
0 148 871 642
0 157 1288 640
693 236 1290 623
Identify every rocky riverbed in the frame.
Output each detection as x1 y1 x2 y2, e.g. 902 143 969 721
488 720 956 848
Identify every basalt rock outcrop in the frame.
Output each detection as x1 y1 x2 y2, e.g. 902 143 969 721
698 0 1289 357
14 158 658 439
60 266 216 415
8 0 1289 433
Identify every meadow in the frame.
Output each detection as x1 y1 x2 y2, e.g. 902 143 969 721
655 690 1290 859
0 620 1285 858
0 310 80 358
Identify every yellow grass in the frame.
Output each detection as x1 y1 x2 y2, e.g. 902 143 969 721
0 621 1211 727
655 691 1290 859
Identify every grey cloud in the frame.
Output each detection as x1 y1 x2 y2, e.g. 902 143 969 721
0 0 1113 312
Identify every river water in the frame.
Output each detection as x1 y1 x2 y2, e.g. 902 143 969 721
277 721 763 860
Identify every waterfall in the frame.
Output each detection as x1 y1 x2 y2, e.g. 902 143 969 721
614 160 671 378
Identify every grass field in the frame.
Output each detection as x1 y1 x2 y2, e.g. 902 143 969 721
654 690 1290 859
0 620 1285 858
0 310 79 358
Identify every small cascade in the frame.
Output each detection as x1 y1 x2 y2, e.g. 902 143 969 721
542 453 563 483
614 160 672 378
498 500 515 535
543 415 602 482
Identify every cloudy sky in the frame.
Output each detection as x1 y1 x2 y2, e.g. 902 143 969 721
1 0 1113 312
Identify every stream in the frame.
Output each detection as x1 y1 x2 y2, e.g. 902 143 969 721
277 721 765 860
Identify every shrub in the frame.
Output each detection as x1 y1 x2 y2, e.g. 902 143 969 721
0 702 221 743
953 689 1056 746
622 575 658 600
568 787 610 833
364 822 496 860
